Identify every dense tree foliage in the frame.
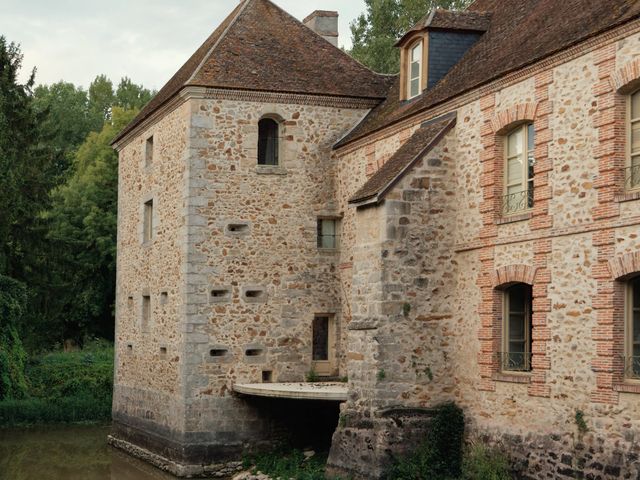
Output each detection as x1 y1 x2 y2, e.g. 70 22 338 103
349 0 474 74
0 36 154 362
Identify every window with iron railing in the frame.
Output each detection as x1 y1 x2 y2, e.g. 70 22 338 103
502 283 533 373
503 123 535 216
626 276 640 380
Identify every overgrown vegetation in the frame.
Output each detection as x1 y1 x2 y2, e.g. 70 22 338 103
387 403 512 479
243 448 328 480
0 340 113 426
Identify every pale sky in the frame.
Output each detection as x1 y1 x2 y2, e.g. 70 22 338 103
2 0 367 90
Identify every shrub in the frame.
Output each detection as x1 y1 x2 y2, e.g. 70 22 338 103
0 276 29 400
243 447 327 480
462 444 512 480
387 403 465 479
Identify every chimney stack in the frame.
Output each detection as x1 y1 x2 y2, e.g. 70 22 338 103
304 10 339 47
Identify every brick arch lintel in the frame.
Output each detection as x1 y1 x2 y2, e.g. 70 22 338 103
609 250 640 281
492 264 537 289
490 103 538 135
610 58 640 95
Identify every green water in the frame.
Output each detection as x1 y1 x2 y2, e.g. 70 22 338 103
0 425 177 480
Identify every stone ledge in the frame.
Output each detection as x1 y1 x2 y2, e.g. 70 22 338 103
348 319 380 331
613 382 640 394
492 372 532 384
255 165 288 176
615 190 640 203
496 212 533 225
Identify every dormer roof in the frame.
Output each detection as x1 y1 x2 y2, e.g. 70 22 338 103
113 0 390 146
395 9 492 47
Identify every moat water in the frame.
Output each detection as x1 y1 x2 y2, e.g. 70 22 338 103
0 425 178 480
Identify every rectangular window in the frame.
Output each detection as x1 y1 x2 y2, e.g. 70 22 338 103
142 295 151 332
312 315 336 376
503 124 535 215
627 92 640 190
627 277 640 379
317 218 340 249
143 200 154 243
502 284 533 372
408 41 423 99
145 136 154 167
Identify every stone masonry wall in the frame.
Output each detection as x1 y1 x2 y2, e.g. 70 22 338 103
113 101 190 451
330 29 640 479
178 95 370 454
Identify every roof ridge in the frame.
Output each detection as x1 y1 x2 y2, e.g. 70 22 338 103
186 0 253 85
257 0 388 78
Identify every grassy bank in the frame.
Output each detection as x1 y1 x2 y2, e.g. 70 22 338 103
0 340 113 427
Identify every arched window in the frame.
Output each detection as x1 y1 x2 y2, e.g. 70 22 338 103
626 276 640 379
501 283 533 372
407 41 423 99
258 118 279 166
503 123 535 215
627 90 640 190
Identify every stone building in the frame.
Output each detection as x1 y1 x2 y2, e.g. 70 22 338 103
110 0 640 478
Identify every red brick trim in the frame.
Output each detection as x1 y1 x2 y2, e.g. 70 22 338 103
611 58 640 94
609 250 640 281
492 264 537 288
490 103 538 135
614 383 640 394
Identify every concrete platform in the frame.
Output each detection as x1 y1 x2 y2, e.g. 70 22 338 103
233 382 348 401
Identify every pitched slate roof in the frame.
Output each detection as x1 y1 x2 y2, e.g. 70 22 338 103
113 0 390 145
337 0 640 149
349 113 457 205
396 9 492 47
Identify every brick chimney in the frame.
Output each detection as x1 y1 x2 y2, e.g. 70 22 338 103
303 10 339 47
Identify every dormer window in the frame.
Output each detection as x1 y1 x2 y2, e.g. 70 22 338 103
408 41 423 99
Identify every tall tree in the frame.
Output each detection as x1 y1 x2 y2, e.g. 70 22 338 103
350 0 473 74
42 108 139 345
115 77 153 111
33 81 92 183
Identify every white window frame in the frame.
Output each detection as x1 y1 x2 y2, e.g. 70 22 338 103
503 123 535 215
407 40 423 100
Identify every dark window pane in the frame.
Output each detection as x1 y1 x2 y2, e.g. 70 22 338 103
258 119 279 165
509 314 525 340
313 317 329 361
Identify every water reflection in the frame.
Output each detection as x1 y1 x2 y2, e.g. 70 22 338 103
0 425 178 480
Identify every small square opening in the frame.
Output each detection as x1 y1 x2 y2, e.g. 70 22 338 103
160 347 167 355
262 371 273 383
160 292 168 305
127 344 133 352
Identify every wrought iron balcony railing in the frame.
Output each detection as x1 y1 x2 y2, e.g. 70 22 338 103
502 189 534 216
624 165 640 191
497 351 532 373
623 356 640 379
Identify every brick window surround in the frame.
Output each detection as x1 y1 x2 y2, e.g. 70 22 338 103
479 264 552 394
592 250 640 403
478 76 554 398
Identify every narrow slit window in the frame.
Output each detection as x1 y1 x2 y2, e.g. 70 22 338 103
142 295 151 332
627 276 640 379
245 348 263 357
145 136 154 167
317 218 340 249
502 284 533 372
258 118 279 166
143 200 154 243
503 124 535 215
627 91 640 190
210 349 227 357
408 41 422 99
